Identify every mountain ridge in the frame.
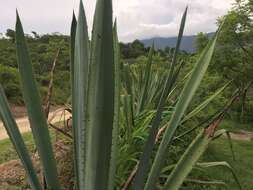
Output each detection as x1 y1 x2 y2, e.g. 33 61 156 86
140 32 214 53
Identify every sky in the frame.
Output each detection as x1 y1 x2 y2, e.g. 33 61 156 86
0 0 234 42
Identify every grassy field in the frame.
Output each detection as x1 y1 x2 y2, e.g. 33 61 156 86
188 137 253 190
202 138 253 190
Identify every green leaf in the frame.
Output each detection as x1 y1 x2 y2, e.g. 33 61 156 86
132 8 188 190
72 1 90 189
145 23 221 190
163 130 211 190
137 43 154 114
70 12 77 100
108 20 121 190
85 0 115 189
70 11 79 189
182 81 231 123
15 11 61 190
167 7 188 90
0 86 42 190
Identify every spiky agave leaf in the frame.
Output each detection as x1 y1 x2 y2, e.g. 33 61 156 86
144 25 221 190
164 131 242 190
0 86 42 190
72 1 90 189
69 11 78 189
132 7 188 190
15 11 61 189
108 20 121 190
137 43 154 114
85 0 115 189
70 12 77 99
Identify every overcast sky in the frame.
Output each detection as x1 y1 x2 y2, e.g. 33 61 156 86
0 0 234 42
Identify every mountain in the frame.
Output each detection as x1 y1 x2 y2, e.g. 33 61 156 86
141 33 214 53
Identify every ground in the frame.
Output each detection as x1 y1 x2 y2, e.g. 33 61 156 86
0 107 71 140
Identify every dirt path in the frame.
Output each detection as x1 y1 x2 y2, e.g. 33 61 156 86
1 108 252 141
0 108 71 140
225 130 253 141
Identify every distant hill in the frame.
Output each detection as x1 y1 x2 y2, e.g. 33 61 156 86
141 33 214 53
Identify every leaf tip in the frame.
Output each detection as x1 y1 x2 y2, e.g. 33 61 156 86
114 18 117 28
79 0 85 14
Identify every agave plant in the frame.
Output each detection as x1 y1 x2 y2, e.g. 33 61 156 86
0 0 242 190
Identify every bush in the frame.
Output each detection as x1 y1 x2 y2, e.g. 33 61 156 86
0 65 22 103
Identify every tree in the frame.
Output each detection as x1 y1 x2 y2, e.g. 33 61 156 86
214 0 253 86
32 31 40 38
6 29 15 42
212 0 253 122
195 32 209 52
119 40 147 59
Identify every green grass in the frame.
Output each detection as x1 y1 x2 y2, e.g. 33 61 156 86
220 119 253 132
0 128 59 164
189 138 253 190
0 132 35 164
204 138 253 190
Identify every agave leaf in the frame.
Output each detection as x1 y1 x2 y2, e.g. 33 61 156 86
70 11 78 189
182 81 231 123
72 1 90 189
123 64 133 97
132 8 188 190
122 94 135 135
0 86 42 190
163 130 211 190
196 162 242 189
70 12 77 99
145 25 221 190
137 43 154 114
167 5 188 91
108 20 121 190
15 12 61 189
85 0 114 189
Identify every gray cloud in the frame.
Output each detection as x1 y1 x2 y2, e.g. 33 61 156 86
0 0 233 42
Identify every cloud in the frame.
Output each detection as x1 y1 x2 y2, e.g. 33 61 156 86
0 0 233 42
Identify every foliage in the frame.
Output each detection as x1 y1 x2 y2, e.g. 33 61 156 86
190 138 253 190
195 32 209 53
0 0 245 190
210 0 253 122
0 65 22 103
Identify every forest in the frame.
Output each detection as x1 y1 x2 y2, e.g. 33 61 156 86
0 0 253 189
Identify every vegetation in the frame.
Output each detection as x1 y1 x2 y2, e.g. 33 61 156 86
194 138 253 190
0 0 252 190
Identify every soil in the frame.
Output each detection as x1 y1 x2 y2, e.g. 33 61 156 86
0 141 74 190
224 130 253 141
9 105 62 118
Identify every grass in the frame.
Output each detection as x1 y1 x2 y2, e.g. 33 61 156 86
188 137 253 190
220 119 253 132
203 138 253 190
0 128 59 164
0 132 35 164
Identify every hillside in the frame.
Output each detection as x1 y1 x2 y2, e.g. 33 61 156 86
141 32 214 53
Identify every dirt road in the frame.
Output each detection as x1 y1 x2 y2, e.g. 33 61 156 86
0 108 71 140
